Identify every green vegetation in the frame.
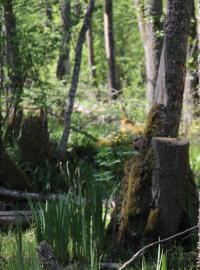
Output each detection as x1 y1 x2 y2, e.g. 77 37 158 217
0 0 199 269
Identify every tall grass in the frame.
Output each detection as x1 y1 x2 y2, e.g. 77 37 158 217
29 164 110 268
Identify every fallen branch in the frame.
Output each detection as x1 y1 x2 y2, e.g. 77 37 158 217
119 225 198 270
0 188 66 202
0 211 32 225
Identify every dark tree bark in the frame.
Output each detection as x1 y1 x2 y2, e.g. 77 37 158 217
86 21 97 86
151 138 194 238
107 0 197 255
3 0 24 142
57 0 71 80
134 0 163 110
104 0 119 99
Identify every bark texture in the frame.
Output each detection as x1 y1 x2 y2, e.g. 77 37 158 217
108 0 197 255
86 22 97 85
37 241 61 270
134 0 163 110
104 0 119 99
57 0 71 79
183 0 199 134
155 0 191 136
151 138 194 238
3 0 24 142
57 0 95 155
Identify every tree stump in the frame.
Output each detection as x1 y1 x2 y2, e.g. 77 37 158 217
150 137 194 238
19 111 49 168
110 136 198 256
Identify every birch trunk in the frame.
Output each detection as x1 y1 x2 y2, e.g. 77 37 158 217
104 0 119 99
86 22 97 86
134 0 163 110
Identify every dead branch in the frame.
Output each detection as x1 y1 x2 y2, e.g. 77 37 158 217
119 226 198 270
0 188 66 202
0 210 32 225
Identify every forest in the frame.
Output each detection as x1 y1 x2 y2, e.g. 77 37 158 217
0 0 200 269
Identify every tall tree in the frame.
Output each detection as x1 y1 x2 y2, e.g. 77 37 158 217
57 0 95 156
57 0 71 80
3 0 24 142
86 21 97 86
108 0 197 253
134 0 163 110
104 0 119 99
183 0 199 134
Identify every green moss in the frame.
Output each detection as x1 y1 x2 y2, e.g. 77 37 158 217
145 208 160 235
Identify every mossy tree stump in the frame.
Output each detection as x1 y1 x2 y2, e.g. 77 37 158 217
150 137 196 238
110 136 198 256
19 112 49 168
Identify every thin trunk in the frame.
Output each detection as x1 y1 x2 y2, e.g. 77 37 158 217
183 0 199 135
104 0 119 99
198 0 200 108
134 0 163 110
57 0 71 80
86 22 97 86
57 0 95 156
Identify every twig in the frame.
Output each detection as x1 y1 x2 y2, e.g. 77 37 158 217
119 226 198 270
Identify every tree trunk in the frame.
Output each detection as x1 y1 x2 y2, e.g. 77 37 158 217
3 0 24 142
183 0 199 135
134 0 163 110
86 22 97 86
57 0 95 156
104 0 119 99
57 0 71 80
108 0 197 255
151 138 193 238
198 0 200 110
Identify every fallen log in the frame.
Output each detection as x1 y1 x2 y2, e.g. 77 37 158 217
0 188 66 202
0 210 32 225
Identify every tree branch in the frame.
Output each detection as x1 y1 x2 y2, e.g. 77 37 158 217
119 226 198 270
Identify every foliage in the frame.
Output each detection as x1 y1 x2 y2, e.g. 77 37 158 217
29 164 110 267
